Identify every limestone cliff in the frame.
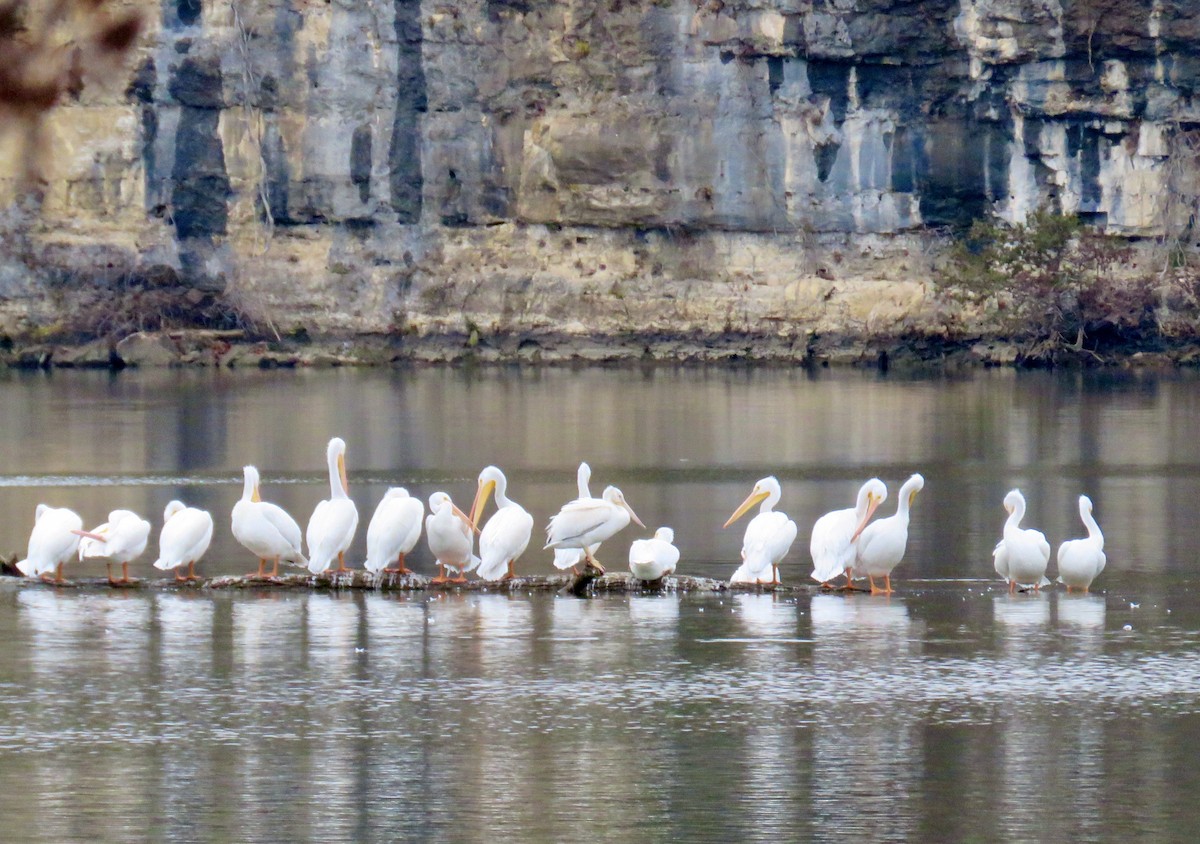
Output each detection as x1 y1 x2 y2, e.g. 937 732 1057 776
2 0 1199 361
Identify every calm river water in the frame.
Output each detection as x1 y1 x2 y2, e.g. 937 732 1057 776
0 365 1199 841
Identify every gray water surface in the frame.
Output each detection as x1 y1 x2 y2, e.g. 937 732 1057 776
0 366 1197 842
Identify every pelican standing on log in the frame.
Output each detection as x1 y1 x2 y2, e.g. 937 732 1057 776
628 527 680 582
76 508 152 585
305 437 359 575
153 500 214 582
471 465 534 581
364 488 424 575
854 473 924 594
1056 494 1106 593
16 504 83 583
993 488 1051 592
723 476 797 585
425 491 478 583
552 462 599 574
810 478 887 588
231 465 308 578
544 485 645 573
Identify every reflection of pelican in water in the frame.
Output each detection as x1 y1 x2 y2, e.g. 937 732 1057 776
992 593 1051 636
734 593 798 638
1056 593 1106 630
627 595 680 632
155 593 215 669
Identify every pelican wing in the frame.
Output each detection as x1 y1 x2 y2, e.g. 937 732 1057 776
478 505 534 581
545 498 617 548
306 498 359 573
742 512 797 575
260 502 304 553
155 508 214 570
809 507 855 582
993 539 1010 580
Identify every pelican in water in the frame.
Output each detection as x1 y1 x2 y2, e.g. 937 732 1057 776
231 465 307 578
544 485 645 573
305 437 359 575
16 504 83 583
553 462 600 573
1056 494 1106 593
723 476 797 585
364 487 424 575
153 500 214 582
425 491 478 583
855 474 924 594
993 488 1051 592
471 465 534 581
628 527 680 582
76 509 152 585
810 478 887 587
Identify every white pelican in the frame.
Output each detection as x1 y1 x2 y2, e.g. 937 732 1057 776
553 462 600 573
628 527 680 582
75 508 151 584
544 485 645 573
231 465 308 578
425 491 478 583
16 505 83 583
810 478 887 587
723 476 798 585
993 488 1051 592
1056 494 1106 593
364 487 424 575
153 500 214 581
471 465 534 581
305 437 359 575
855 473 924 594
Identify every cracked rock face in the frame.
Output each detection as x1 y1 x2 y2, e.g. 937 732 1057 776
0 0 1196 344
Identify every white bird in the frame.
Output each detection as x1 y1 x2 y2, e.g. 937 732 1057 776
628 527 680 582
364 487 424 575
1056 494 1106 593
471 465 534 581
75 508 152 585
723 476 798 585
231 465 308 578
544 485 645 573
810 478 888 587
553 462 600 572
305 437 360 575
425 491 478 583
855 473 924 594
153 500 214 582
993 488 1051 592
16 505 83 583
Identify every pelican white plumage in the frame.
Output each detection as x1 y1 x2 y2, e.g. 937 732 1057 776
810 478 887 587
305 437 359 575
1056 494 1106 593
364 487 425 575
231 465 307 578
471 465 534 581
153 500 214 581
426 491 478 583
16 505 83 583
76 508 152 584
628 527 680 582
723 476 798 585
855 473 924 594
993 488 1051 592
544 485 645 573
553 462 599 572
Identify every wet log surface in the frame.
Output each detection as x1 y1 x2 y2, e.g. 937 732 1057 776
0 563 816 595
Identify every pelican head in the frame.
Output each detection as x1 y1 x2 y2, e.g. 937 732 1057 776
163 500 187 522
603 485 645 528
1003 488 1025 516
470 465 506 527
327 437 349 494
243 466 262 503
849 478 887 542
382 487 411 501
430 491 478 533
1078 494 1093 515
723 476 780 529
904 473 925 506
654 526 675 544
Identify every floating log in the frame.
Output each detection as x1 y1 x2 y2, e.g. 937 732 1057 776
0 565 813 595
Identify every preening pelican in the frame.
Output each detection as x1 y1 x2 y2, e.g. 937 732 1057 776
855 474 924 594
425 491 478 583
810 478 887 587
553 462 600 572
993 488 1051 592
305 437 359 575
544 485 645 573
471 465 534 581
153 500 214 581
723 476 797 585
76 509 151 584
364 487 424 575
16 504 83 583
231 465 307 577
1056 494 1106 593
628 527 680 582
